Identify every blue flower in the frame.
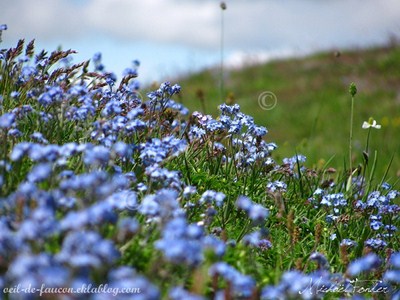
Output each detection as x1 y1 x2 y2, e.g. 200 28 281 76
19 66 37 83
92 52 105 71
101 99 122 116
56 231 120 268
219 103 241 115
7 253 70 289
169 287 205 300
203 235 226 257
366 191 389 208
389 252 400 268
112 141 133 160
139 189 182 220
249 203 269 223
18 206 58 240
189 125 206 139
283 154 306 169
369 215 383 231
236 195 269 224
261 285 285 300
209 262 256 297
99 267 160 300
155 217 204 266
309 252 329 270
38 86 64 106
340 239 357 248
346 253 381 277
243 230 272 250
267 180 287 193
106 190 138 211
383 270 400 283
205 119 224 132
27 163 52 182
10 91 20 99
117 217 140 240
387 189 399 200
199 190 226 207
248 124 268 137
236 195 252 211
364 238 387 250
83 145 110 167
183 186 197 199
30 132 49 144
321 193 347 207
0 112 16 128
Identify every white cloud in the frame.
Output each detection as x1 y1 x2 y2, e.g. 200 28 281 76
1 0 400 82
2 0 399 51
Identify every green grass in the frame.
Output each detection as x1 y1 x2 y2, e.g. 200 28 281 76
168 44 400 181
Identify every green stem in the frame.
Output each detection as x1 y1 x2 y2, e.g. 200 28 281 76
347 95 354 193
220 6 224 101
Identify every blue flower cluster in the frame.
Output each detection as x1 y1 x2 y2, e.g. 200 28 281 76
0 31 399 299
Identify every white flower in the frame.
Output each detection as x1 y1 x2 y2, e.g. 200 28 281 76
362 118 381 129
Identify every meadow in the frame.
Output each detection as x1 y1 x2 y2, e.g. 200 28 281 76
0 25 399 299
175 43 400 180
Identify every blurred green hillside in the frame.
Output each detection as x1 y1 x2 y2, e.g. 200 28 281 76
161 44 400 181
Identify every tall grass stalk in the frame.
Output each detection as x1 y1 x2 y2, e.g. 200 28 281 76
220 2 226 101
347 83 357 193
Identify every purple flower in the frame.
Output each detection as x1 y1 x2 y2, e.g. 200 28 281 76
0 24 7 31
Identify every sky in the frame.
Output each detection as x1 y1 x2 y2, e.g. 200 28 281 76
1 0 400 84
